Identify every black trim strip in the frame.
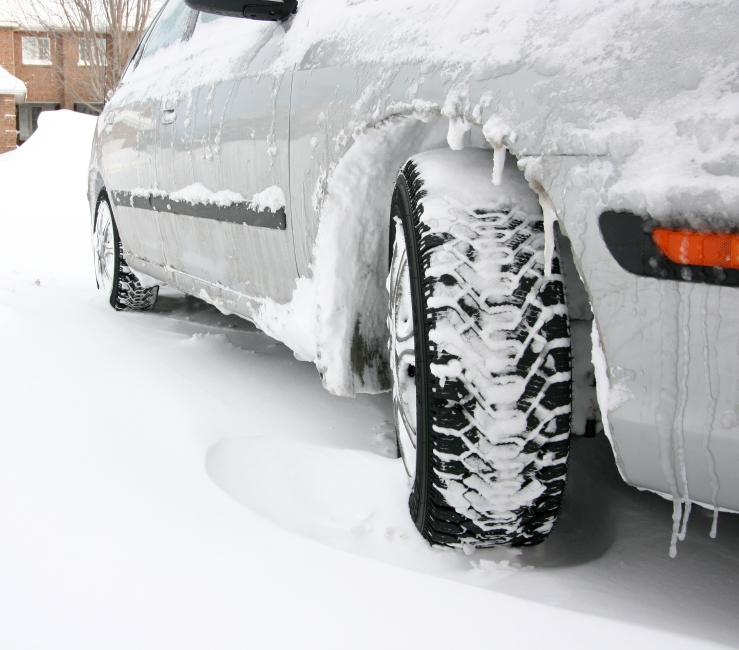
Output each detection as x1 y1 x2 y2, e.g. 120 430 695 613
599 211 739 287
110 189 286 230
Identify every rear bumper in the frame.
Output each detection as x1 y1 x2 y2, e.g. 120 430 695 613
533 154 739 512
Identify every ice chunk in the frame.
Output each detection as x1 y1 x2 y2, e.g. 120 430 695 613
251 185 286 212
446 116 471 151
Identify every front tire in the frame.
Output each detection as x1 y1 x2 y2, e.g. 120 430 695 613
388 149 572 548
93 192 159 312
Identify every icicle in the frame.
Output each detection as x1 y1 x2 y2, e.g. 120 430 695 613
483 115 517 187
591 322 613 440
446 116 471 150
655 282 684 557
700 287 722 539
492 144 506 185
678 500 691 541
710 510 719 539
669 282 692 554
533 190 557 277
543 201 556 277
524 180 558 277
663 284 695 557
664 283 697 557
442 90 470 151
669 500 682 558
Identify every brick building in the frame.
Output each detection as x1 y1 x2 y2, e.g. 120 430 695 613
0 59 24 153
0 21 106 154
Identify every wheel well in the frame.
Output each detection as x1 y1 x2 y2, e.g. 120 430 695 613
556 225 600 437
94 187 110 227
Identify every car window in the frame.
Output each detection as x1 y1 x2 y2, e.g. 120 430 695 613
138 0 195 61
118 2 165 84
190 8 227 37
198 11 222 25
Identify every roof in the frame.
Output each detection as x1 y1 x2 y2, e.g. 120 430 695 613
0 64 27 103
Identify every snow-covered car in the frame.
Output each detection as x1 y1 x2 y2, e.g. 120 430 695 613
88 0 739 552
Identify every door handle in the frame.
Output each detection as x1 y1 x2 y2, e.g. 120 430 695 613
162 109 176 124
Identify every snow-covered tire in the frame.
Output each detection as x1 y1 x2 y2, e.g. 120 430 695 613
388 149 571 548
93 192 159 312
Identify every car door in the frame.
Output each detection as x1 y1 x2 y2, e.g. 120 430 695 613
101 0 197 272
154 10 297 305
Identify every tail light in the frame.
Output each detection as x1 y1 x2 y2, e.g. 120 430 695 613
599 212 739 287
653 229 739 270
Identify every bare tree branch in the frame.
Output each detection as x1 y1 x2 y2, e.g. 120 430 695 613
8 0 153 111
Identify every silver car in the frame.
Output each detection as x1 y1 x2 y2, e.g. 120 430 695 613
89 0 739 552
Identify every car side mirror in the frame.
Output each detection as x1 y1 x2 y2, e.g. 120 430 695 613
184 0 297 21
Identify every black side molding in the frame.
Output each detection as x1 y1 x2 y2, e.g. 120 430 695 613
599 211 739 287
110 189 286 231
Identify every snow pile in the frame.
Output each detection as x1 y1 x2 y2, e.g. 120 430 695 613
0 109 96 276
255 274 318 362
0 64 26 101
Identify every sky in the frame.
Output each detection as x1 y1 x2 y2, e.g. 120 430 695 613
0 0 164 30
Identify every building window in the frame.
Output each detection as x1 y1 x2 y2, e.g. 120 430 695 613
31 106 43 132
78 38 107 66
74 103 103 116
18 103 59 141
21 36 52 66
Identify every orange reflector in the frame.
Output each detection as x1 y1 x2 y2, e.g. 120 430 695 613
653 229 739 270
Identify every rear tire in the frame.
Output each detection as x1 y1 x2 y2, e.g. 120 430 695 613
93 192 159 312
388 150 571 548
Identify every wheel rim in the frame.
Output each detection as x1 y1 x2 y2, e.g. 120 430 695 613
94 200 115 295
389 218 418 478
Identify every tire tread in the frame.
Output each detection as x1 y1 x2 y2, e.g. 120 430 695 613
399 158 572 548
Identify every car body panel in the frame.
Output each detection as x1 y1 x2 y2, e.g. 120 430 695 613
153 34 297 302
99 98 165 267
537 153 739 512
90 0 739 514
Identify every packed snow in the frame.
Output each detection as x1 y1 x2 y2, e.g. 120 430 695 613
132 182 285 212
256 116 436 395
168 182 246 207
250 185 286 212
1 108 738 649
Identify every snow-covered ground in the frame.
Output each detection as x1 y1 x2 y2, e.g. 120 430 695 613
1 110 738 649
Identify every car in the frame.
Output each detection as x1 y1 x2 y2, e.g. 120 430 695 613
88 0 739 553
